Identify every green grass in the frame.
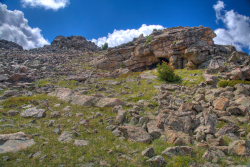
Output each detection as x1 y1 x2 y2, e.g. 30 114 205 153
218 80 250 88
175 69 205 86
35 78 79 89
216 121 228 129
2 68 249 166
0 94 150 167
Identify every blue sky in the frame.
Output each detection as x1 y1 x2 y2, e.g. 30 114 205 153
0 0 250 52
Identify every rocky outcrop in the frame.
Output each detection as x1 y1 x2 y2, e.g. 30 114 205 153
94 26 244 72
51 36 99 52
0 39 23 51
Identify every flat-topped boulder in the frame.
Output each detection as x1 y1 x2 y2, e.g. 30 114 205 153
49 88 125 108
0 132 35 154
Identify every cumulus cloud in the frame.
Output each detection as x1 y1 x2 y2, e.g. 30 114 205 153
21 0 70 10
213 0 250 52
0 3 49 49
92 24 165 47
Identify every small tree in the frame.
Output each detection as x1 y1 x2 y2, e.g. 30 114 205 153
157 62 181 82
102 43 108 50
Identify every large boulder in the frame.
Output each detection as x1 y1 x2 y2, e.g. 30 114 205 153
229 140 250 156
118 126 152 143
49 88 124 108
21 107 46 118
162 146 194 157
0 132 35 154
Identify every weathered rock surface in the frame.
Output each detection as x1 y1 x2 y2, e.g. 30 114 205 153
118 126 152 143
229 140 250 156
21 107 46 118
49 88 124 107
146 155 167 167
74 139 89 146
0 39 23 51
93 26 248 73
51 36 99 52
0 132 35 154
162 146 193 157
58 131 74 143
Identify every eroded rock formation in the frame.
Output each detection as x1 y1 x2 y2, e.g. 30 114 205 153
94 26 246 71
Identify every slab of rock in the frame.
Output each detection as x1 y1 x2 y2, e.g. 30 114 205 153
146 155 167 167
202 149 226 162
118 126 152 143
70 94 97 106
95 98 125 108
162 146 193 157
0 132 35 154
21 107 46 118
228 140 250 156
49 88 124 108
74 140 89 146
58 131 74 143
235 96 250 108
49 88 73 102
213 97 230 111
165 129 193 145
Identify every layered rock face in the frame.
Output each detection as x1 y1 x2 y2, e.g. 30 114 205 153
94 26 240 71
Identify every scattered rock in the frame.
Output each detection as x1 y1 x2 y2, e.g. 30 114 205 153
142 147 155 158
213 97 230 111
21 107 46 118
74 140 89 146
146 155 167 167
228 140 250 156
118 126 152 143
162 146 193 157
58 131 74 143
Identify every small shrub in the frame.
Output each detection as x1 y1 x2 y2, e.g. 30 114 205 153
145 35 153 45
102 43 108 50
157 62 181 82
218 80 250 88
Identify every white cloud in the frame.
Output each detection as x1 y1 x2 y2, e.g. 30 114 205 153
213 0 250 52
0 3 49 49
21 0 70 10
92 24 164 47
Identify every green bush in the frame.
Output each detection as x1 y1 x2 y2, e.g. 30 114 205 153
157 62 181 82
102 43 108 50
218 80 250 87
145 35 153 45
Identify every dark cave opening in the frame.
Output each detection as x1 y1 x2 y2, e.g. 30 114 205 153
148 57 170 70
158 57 170 64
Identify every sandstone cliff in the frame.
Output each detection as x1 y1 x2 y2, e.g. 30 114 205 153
94 26 247 72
